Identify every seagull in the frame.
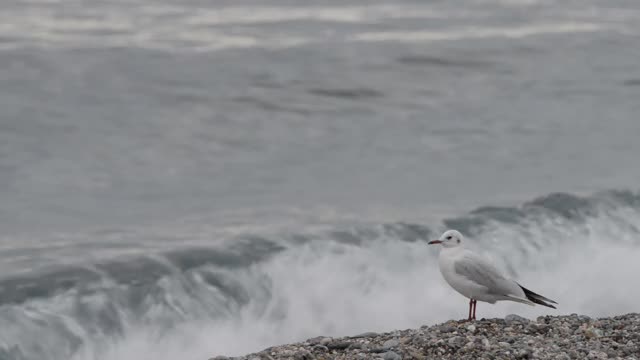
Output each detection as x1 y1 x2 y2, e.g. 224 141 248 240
428 229 557 321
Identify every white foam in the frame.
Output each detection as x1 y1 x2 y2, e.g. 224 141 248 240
183 5 445 26
352 23 604 43
0 4 444 51
0 3 617 52
64 206 640 360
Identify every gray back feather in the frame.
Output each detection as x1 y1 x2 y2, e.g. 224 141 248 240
454 253 517 296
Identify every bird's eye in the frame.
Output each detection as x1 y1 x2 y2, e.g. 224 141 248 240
446 236 452 240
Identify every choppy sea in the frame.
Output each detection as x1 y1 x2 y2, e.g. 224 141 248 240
1 1 640 359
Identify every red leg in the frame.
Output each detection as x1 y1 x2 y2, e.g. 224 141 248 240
472 300 477 320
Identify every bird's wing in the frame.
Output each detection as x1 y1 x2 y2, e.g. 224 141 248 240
453 251 519 296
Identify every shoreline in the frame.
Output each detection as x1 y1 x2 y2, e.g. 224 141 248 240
210 313 640 360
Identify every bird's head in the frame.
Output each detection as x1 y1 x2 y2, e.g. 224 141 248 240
428 229 464 248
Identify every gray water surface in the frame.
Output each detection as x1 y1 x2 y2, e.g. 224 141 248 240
2 2 640 359
1 0 639 235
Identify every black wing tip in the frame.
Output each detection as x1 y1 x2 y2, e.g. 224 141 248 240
517 283 558 309
528 296 557 309
524 292 557 309
539 301 557 309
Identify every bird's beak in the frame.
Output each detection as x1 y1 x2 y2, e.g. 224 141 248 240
428 240 442 245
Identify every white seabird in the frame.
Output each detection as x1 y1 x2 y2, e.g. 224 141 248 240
428 229 557 320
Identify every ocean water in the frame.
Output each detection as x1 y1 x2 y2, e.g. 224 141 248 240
1 0 640 359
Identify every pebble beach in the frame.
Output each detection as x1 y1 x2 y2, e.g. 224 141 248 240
211 313 640 360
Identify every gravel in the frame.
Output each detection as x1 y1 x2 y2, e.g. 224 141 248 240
209 313 640 360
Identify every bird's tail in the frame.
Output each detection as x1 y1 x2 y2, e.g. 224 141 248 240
517 283 558 309
503 295 536 306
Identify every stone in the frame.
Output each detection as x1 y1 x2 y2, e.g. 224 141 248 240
383 351 402 360
515 348 532 359
351 332 378 338
382 339 400 350
294 350 315 360
306 336 326 345
481 337 490 350
505 314 529 325
327 341 351 350
281 349 294 357
447 336 465 348
587 350 608 359
406 349 425 360
312 345 328 352
584 327 603 338
439 325 456 333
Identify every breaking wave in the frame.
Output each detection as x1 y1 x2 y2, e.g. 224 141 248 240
1 190 639 360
